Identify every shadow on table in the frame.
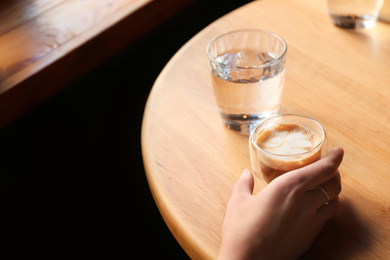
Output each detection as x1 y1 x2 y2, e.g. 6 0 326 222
300 198 374 260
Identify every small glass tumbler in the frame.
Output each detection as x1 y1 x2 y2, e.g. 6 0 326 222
249 114 327 183
327 0 384 29
206 29 287 135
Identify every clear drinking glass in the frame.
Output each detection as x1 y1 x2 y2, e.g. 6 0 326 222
327 0 384 29
249 114 327 183
206 29 287 135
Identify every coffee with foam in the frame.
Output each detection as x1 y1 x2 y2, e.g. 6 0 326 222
257 124 321 156
250 116 325 183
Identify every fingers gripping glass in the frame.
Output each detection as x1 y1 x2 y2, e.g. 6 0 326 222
249 114 327 183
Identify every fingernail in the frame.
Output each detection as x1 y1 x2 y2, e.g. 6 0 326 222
334 147 344 155
241 169 251 178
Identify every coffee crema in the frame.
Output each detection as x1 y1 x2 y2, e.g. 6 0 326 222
255 123 323 183
256 123 321 155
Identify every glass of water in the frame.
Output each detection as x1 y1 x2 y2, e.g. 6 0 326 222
206 29 287 135
327 0 384 29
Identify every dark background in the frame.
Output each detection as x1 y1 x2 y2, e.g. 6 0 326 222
0 0 251 257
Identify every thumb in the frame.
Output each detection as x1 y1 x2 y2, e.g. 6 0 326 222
232 169 254 196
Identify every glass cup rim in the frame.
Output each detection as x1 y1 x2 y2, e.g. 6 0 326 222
206 28 287 70
249 114 326 158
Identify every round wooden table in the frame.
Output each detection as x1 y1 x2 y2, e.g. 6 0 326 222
142 0 390 259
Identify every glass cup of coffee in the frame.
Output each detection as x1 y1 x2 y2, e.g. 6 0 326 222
206 29 287 135
249 114 327 183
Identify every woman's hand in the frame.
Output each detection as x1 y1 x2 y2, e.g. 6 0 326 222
218 147 344 260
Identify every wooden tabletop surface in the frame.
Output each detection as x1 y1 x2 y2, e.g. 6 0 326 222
142 0 390 259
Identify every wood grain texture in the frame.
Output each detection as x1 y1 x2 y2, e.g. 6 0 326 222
142 0 390 259
0 0 196 128
0 0 150 86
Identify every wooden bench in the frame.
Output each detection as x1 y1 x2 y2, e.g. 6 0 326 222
0 0 196 129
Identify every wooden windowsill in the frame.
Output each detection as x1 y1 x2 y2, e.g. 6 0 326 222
0 0 195 129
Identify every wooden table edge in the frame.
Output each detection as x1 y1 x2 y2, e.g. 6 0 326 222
141 31 215 258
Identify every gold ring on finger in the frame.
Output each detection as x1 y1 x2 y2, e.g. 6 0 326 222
317 186 330 205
